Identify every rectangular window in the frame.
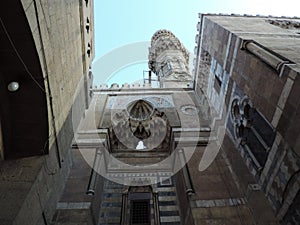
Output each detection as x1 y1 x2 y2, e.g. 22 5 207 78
214 75 222 93
214 63 223 93
130 200 150 225
160 177 172 186
162 62 172 76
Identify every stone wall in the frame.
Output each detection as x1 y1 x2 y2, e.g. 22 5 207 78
194 14 300 224
21 0 93 141
0 0 94 224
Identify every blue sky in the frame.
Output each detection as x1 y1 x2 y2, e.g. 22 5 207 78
92 0 299 86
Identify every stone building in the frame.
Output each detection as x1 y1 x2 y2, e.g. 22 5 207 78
193 14 300 225
71 15 300 225
1 1 300 225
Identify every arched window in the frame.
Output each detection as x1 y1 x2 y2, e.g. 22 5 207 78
86 17 90 33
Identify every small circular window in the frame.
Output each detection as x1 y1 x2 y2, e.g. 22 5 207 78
181 105 199 115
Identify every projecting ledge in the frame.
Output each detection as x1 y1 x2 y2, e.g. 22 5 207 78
241 40 292 74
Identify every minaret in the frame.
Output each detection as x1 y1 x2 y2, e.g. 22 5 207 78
148 30 193 88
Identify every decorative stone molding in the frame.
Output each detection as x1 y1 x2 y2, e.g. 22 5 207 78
195 197 246 208
109 97 172 152
97 82 155 90
110 83 119 88
268 19 300 30
122 83 131 88
99 84 108 89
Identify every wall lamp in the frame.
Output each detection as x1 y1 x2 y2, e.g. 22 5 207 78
7 81 19 92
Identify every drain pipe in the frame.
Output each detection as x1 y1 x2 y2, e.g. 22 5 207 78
178 149 194 195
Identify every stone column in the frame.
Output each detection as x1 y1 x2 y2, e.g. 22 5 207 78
153 192 160 225
120 193 128 225
86 148 103 195
178 149 194 195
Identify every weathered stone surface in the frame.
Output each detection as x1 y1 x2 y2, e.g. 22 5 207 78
0 0 94 224
195 14 300 225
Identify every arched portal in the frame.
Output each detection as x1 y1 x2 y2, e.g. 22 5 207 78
0 1 48 159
